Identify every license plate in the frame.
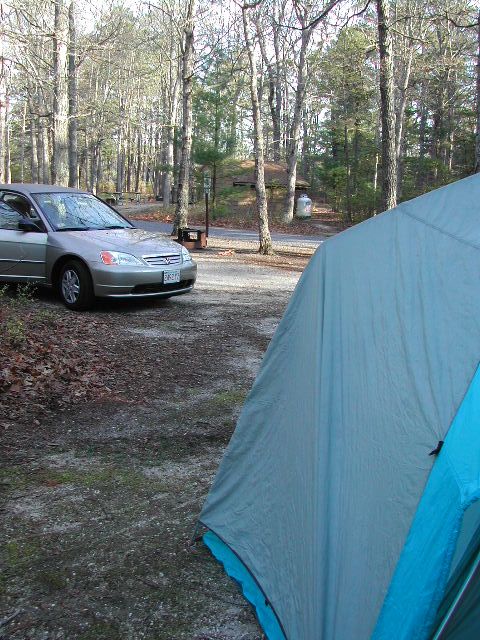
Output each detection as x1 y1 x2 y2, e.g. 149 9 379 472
163 270 180 284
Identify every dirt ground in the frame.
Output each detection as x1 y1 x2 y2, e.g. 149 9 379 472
118 202 347 238
0 236 318 639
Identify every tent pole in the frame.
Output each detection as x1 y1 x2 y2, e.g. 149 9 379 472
431 546 480 639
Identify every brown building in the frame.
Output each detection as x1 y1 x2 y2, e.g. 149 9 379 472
230 161 310 190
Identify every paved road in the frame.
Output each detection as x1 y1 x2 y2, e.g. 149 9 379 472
132 219 325 249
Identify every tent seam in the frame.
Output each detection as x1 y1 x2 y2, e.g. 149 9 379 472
399 207 480 252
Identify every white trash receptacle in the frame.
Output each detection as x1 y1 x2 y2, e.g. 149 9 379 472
296 194 312 218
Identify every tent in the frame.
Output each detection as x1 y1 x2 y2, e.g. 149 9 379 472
197 174 480 639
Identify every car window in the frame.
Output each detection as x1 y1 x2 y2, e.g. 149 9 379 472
1 193 46 229
0 201 22 230
3 194 31 216
32 193 133 231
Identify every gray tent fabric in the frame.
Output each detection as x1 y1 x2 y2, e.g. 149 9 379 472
199 174 480 639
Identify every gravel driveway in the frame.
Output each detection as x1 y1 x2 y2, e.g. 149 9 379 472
0 238 313 639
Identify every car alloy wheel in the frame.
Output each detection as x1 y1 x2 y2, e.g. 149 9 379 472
61 269 80 304
58 260 94 311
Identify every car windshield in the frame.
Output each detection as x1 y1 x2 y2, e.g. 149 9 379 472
32 193 133 231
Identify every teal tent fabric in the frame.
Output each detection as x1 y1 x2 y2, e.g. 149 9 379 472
198 174 480 639
373 363 480 639
203 531 286 640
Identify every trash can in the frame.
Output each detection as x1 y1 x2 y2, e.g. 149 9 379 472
296 194 312 219
177 227 206 250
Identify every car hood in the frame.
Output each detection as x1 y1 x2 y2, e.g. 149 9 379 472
58 228 181 257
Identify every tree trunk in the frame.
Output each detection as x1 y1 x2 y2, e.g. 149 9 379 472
144 120 152 185
416 76 428 189
226 85 240 155
68 0 78 187
85 130 91 192
173 0 195 234
4 91 10 183
135 126 142 192
152 116 159 199
353 114 360 195
96 148 102 192
126 129 132 193
0 58 6 182
267 73 276 160
212 92 221 211
330 99 340 161
28 93 38 183
302 108 309 180
53 0 69 186
284 26 312 223
376 0 397 211
116 124 124 192
373 107 380 213
476 9 480 173
445 71 456 171
90 142 100 194
282 57 289 157
344 122 351 223
272 15 282 162
395 49 413 200
242 4 272 255
164 45 180 205
256 15 281 163
20 99 27 183
37 108 49 185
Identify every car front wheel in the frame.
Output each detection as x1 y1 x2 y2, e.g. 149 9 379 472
59 260 94 311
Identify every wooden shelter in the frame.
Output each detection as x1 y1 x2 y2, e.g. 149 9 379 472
231 161 310 190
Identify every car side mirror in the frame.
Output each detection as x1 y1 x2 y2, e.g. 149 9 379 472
18 218 42 232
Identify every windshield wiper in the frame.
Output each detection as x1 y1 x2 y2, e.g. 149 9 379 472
103 225 131 229
56 226 93 232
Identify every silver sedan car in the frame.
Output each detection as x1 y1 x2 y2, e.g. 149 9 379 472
0 184 197 310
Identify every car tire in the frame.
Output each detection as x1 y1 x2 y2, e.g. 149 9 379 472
59 260 94 311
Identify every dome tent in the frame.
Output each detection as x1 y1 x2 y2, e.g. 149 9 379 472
197 173 480 640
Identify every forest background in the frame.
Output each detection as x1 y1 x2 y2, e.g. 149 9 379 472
0 0 479 253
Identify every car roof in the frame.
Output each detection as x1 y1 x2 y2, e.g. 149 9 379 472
0 183 87 195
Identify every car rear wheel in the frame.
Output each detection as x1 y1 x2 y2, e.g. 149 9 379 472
59 260 94 311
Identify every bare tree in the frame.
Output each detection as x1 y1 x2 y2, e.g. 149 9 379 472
393 0 421 199
255 0 286 162
475 8 480 173
4 88 10 182
173 0 195 234
19 97 26 182
0 22 8 182
242 1 272 254
68 0 78 187
53 0 69 185
284 3 313 222
376 0 397 211
284 0 341 223
164 33 181 205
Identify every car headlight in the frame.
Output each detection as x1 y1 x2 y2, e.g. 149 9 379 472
181 247 192 262
100 251 143 266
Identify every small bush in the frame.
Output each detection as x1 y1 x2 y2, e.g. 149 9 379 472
5 316 26 346
0 283 38 346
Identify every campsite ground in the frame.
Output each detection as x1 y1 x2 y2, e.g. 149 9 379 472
0 234 321 639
